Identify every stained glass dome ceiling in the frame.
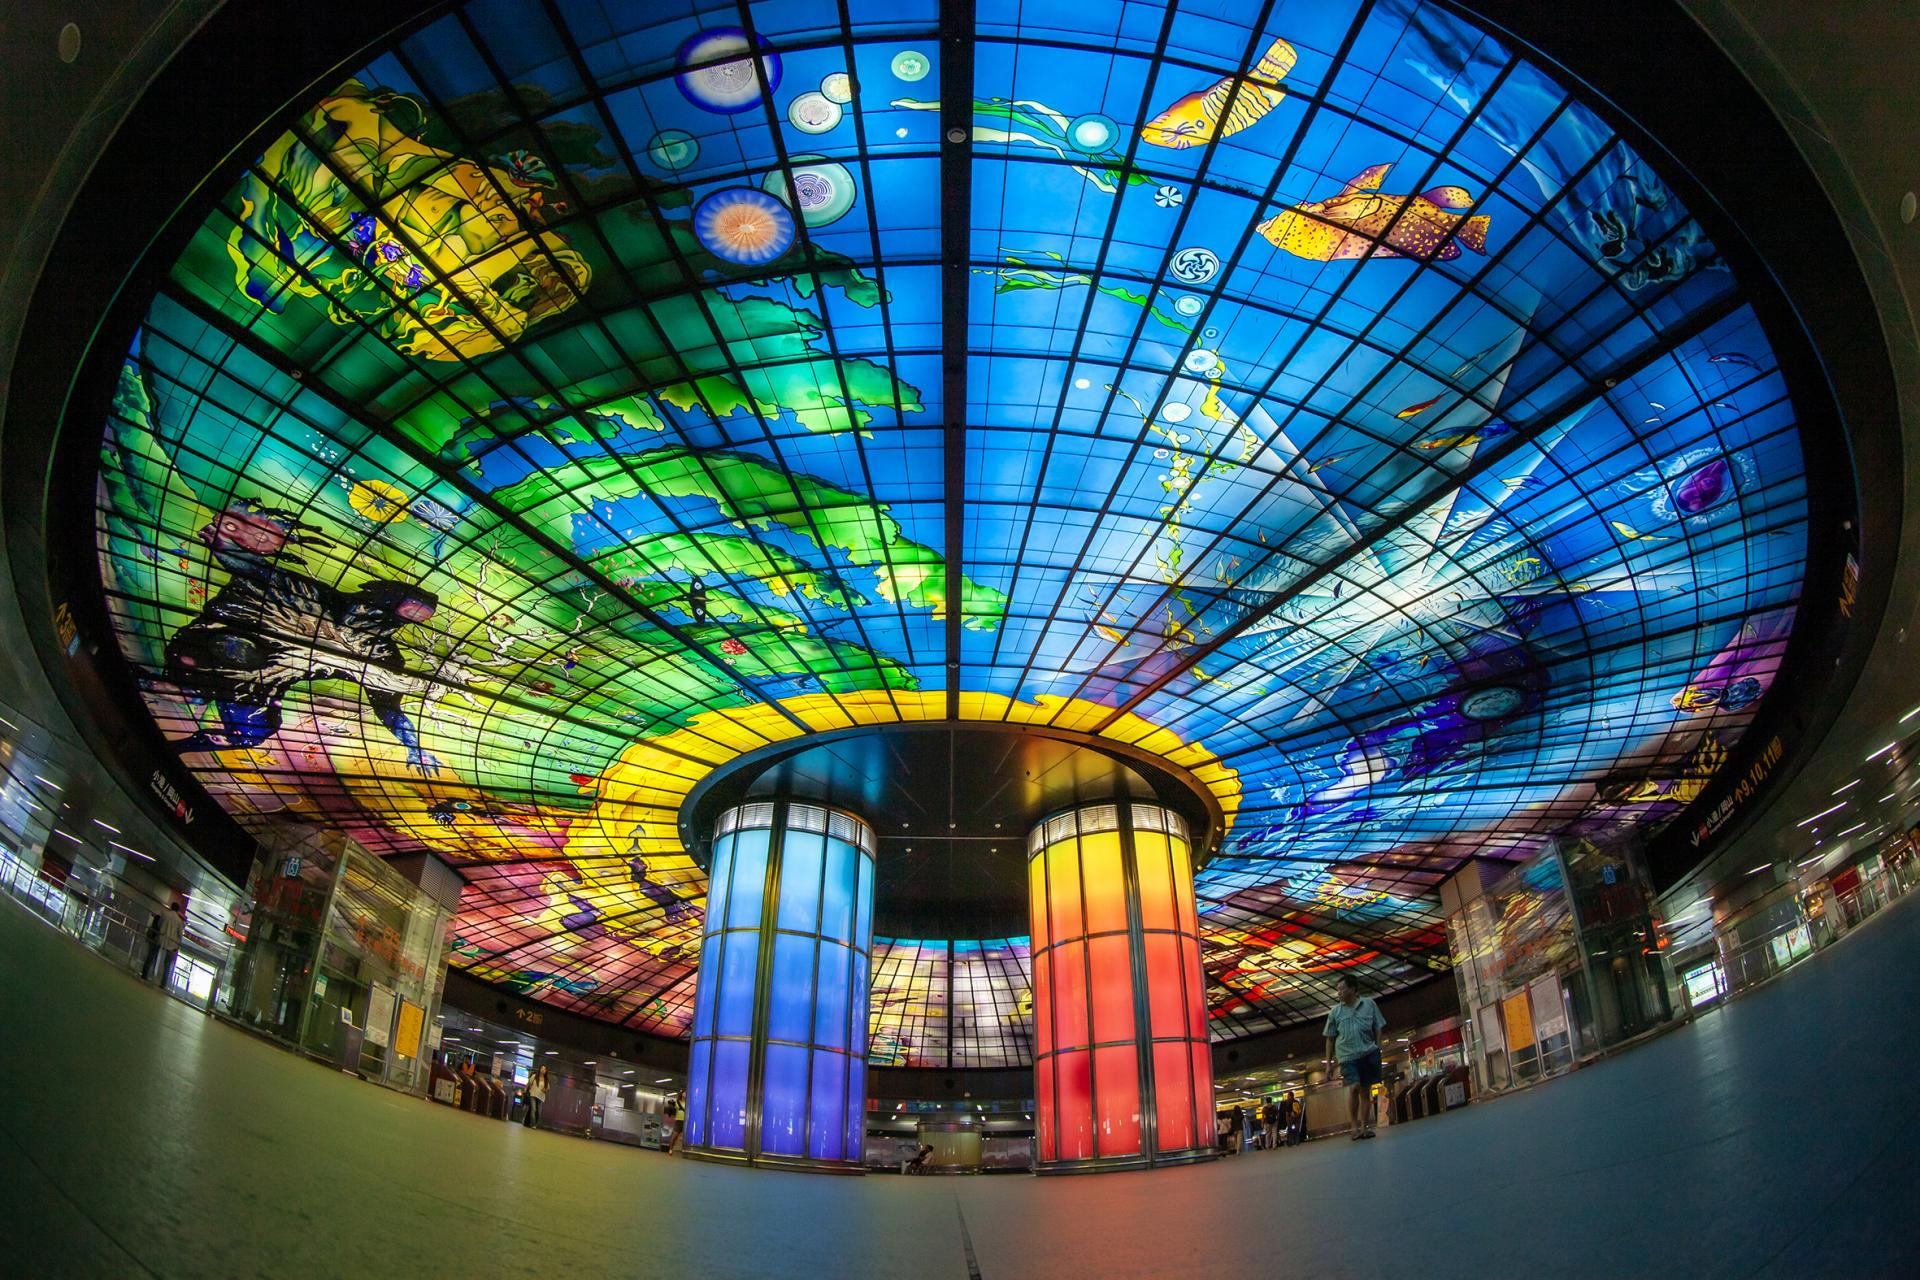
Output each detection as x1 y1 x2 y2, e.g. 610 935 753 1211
93 0 1814 1058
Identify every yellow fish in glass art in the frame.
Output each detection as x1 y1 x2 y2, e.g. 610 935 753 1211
1140 36 1298 148
1257 163 1492 262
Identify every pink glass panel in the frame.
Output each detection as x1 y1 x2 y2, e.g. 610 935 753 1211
1190 1040 1214 1143
1143 933 1185 1039
1054 940 1089 1051
1093 1044 1141 1157
1088 934 1136 1046
1036 1056 1056 1163
1055 1050 1094 1161
1153 1040 1195 1153
1182 935 1207 1039
1032 947 1054 1057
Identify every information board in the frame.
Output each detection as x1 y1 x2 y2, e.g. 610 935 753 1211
1476 1004 1505 1053
1529 975 1568 1042
393 998 425 1060
1501 989 1535 1051
364 984 395 1049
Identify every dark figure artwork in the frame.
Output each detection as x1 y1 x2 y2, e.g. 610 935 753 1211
163 504 442 775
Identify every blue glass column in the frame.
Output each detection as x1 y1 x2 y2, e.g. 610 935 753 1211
685 800 875 1171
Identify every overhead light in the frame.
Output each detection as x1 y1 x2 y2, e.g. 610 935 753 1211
53 829 83 843
583 1060 596 1066
1832 780 1860 795
654 1078 673 1084
1867 742 1899 762
544 1050 558 1056
1833 823 1866 839
1797 803 1844 827
1900 705 1920 724
1880 793 1897 803
33 775 61 789
1745 863 1771 876
1797 853 1827 867
92 818 122 832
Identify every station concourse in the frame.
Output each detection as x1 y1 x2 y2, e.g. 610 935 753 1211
1 1 1918 1276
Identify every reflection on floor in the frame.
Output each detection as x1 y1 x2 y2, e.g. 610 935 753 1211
1 886 1916 1279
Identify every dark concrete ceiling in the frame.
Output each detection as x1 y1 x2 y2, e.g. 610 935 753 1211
1665 0 1920 912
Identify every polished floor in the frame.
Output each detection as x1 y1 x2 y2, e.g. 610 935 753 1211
2 894 1916 1279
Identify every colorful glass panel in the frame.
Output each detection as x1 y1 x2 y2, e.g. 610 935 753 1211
90 0 1815 1059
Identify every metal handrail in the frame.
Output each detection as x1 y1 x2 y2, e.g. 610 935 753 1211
0 846 234 997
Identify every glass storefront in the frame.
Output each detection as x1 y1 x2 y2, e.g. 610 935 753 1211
1443 833 1678 1095
227 831 454 1093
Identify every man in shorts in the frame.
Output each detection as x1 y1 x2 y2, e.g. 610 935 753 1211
1323 974 1386 1140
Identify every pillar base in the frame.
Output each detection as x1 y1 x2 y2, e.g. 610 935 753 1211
682 1146 866 1175
1033 1146 1216 1175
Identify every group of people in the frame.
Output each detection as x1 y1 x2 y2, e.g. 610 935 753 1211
1216 1093 1302 1153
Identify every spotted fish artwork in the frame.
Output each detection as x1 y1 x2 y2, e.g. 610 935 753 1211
1140 36 1297 149
1257 163 1492 262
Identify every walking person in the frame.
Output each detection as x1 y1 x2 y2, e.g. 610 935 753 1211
141 910 165 981
663 1091 682 1153
143 900 184 986
522 1064 549 1128
1323 973 1386 1140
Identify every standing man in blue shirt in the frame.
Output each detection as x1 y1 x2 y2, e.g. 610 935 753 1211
1323 974 1386 1140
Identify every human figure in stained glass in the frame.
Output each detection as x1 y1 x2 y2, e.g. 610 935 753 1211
163 505 442 774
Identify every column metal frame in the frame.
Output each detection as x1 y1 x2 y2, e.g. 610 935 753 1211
1029 801 1215 1174
685 799 874 1173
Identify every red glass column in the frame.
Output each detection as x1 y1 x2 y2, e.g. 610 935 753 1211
1028 801 1214 1172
